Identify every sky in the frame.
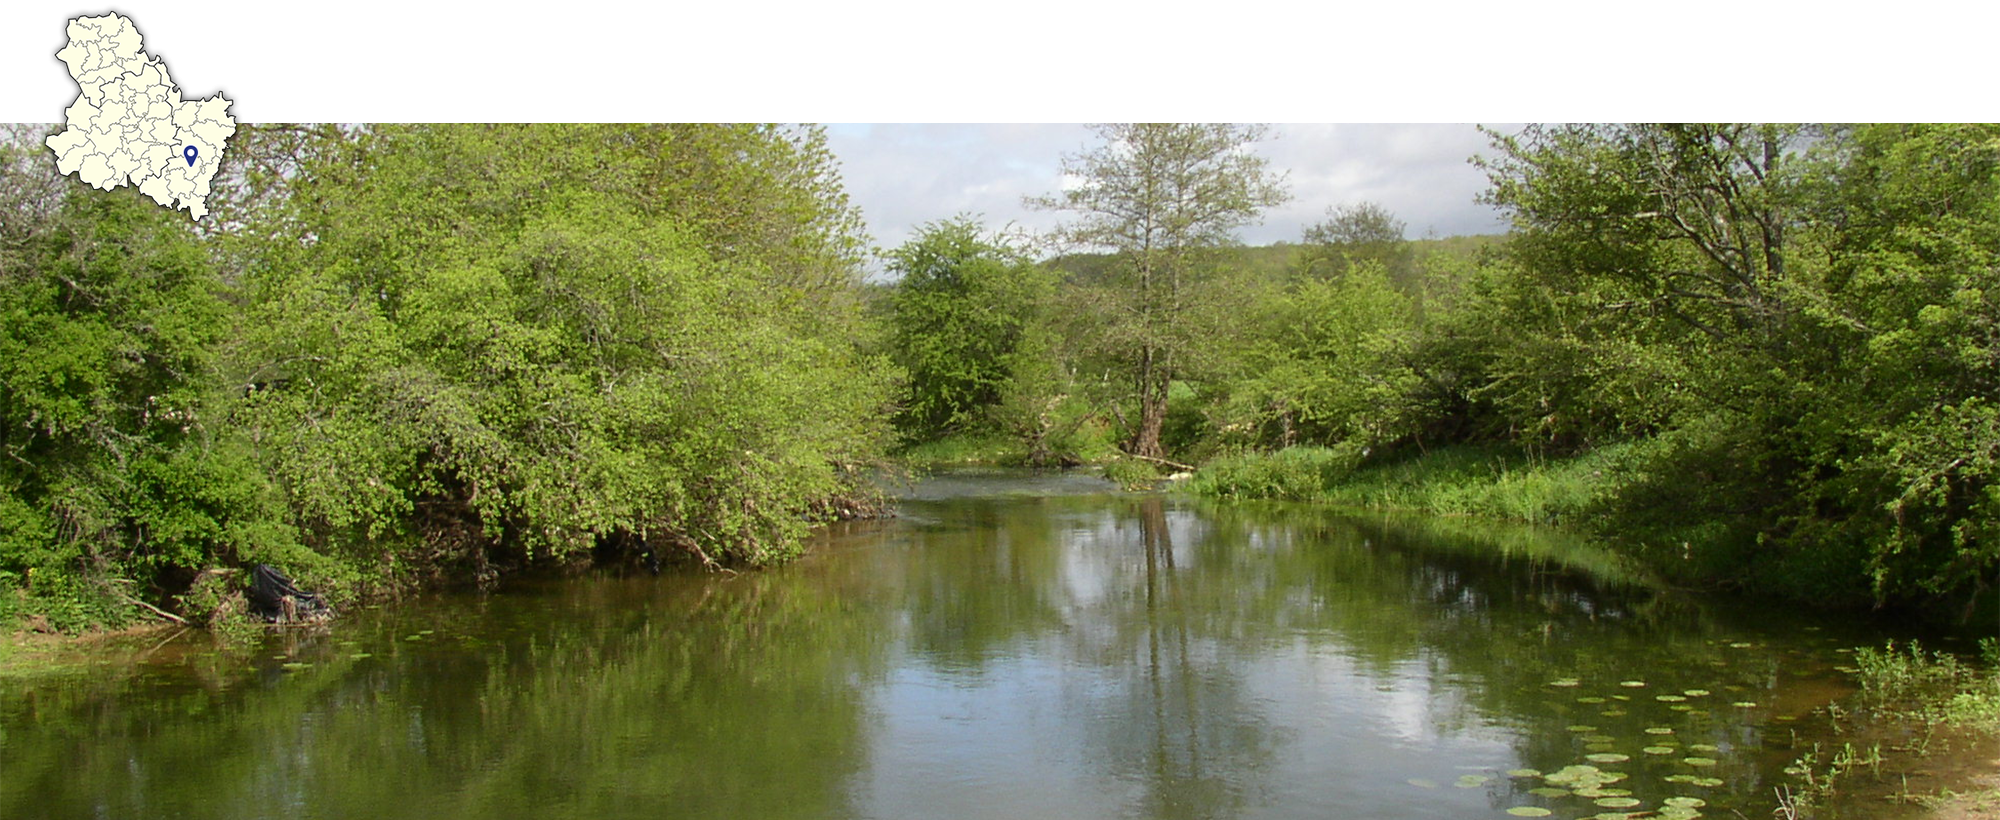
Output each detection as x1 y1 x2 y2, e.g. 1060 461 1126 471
825 124 1518 252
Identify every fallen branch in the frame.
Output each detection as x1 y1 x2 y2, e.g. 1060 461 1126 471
117 591 188 625
1120 452 1192 470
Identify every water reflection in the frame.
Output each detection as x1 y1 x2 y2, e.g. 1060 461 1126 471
1 473 1903 820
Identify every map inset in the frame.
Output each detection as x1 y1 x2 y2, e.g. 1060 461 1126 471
43 12 236 221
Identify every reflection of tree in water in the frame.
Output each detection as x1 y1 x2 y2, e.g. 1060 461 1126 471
1065 495 1284 820
0 572 888 820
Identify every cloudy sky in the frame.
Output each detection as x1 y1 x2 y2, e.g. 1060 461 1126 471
826 124 1518 254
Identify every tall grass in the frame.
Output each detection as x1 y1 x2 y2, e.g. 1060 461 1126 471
1191 443 1639 526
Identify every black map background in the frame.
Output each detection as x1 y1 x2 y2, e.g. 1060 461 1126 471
36 4 246 123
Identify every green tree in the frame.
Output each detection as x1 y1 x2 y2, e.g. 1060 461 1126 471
1297 202 1415 290
884 218 1053 439
224 124 893 582
0 129 294 629
1029 123 1288 459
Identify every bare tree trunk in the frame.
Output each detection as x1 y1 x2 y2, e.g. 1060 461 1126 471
1131 375 1167 459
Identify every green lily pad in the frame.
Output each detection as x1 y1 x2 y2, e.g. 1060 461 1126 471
1728 642 1753 648
1643 746 1676 755
1566 724 1598 732
1620 680 1647 687
1664 797 1708 808
1586 753 1631 763
1644 727 1675 734
1669 704 1694 711
280 661 312 670
349 652 371 660
1683 689 1710 697
1528 787 1570 797
1688 743 1719 752
1656 694 1687 702
1455 774 1491 788
1577 696 1608 704
1581 734 1616 743
1506 809 1554 818
1599 709 1628 717
1664 774 1698 784
1690 776 1724 787
1732 701 1759 708
1507 768 1542 778
1683 757 1718 767
1594 797 1642 808
1549 678 1582 687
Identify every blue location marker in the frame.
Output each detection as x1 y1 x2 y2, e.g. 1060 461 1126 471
183 145 198 166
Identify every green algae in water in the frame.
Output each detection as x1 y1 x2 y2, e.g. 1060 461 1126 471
1566 724 1598 732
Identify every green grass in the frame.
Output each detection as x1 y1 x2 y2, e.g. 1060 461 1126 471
1192 443 1637 527
893 433 1030 468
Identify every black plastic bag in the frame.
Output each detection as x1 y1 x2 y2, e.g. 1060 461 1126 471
247 564 331 623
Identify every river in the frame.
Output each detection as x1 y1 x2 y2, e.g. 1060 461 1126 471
0 469 1951 819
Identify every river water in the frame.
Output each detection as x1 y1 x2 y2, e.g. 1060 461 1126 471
0 469 1945 819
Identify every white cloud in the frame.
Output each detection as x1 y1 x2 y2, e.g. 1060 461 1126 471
828 124 1517 255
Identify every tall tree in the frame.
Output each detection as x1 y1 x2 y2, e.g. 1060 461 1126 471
1029 123 1287 458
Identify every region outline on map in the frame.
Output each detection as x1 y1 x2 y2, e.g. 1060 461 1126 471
43 11 236 221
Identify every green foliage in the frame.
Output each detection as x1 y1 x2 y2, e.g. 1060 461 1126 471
1221 262 1426 450
1030 123 1288 458
1298 202 1416 290
885 217 1052 439
229 124 893 574
0 123 894 630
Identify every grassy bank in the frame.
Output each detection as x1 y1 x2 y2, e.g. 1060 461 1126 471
1189 443 1637 526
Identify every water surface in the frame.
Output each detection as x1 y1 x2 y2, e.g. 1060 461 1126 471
0 469 1921 819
